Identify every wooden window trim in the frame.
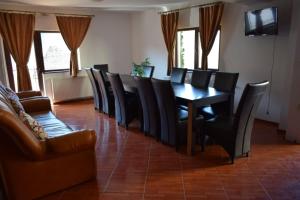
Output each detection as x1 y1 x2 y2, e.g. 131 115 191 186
175 27 199 70
35 31 71 73
175 26 221 71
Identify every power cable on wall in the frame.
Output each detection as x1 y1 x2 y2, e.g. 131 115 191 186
266 35 277 115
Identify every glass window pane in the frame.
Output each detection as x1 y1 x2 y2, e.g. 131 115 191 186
41 32 71 71
199 30 220 70
207 30 220 70
177 30 195 69
10 43 39 91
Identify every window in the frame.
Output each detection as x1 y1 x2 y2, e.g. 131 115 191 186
10 45 40 91
176 29 197 69
4 43 39 91
38 32 81 71
3 31 81 92
199 30 221 70
176 28 220 70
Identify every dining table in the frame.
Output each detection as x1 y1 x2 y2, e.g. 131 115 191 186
119 74 229 156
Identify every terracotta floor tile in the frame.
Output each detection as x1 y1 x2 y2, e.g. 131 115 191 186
186 193 228 200
35 100 300 200
145 172 184 194
106 172 146 193
144 193 185 200
100 193 143 200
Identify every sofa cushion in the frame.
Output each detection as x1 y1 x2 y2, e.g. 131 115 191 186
31 112 73 138
0 86 18 115
19 111 48 141
3 87 25 114
8 95 25 114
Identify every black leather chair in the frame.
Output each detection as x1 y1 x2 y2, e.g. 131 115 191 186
152 79 187 148
200 72 239 119
202 81 269 163
107 73 137 129
191 70 213 89
170 68 187 84
143 66 155 78
152 79 202 150
86 68 101 110
135 77 160 139
93 64 108 72
93 69 114 116
94 64 109 82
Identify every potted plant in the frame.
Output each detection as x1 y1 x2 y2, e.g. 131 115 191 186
132 57 151 77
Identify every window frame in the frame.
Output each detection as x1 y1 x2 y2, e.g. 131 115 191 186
3 40 41 91
175 27 199 70
175 26 221 71
34 31 71 74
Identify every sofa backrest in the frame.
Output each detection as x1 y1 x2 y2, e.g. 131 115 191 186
0 85 18 116
0 84 45 160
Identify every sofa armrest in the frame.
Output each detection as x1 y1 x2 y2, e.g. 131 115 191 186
46 130 96 154
21 97 52 113
17 91 42 99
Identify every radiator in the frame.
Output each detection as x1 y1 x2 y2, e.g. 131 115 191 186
44 76 93 103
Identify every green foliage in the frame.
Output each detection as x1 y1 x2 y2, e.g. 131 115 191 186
179 32 185 68
132 57 151 77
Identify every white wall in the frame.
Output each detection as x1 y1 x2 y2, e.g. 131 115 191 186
220 0 292 123
0 9 133 102
131 10 167 79
80 12 132 74
285 0 300 142
130 1 293 124
33 12 132 101
35 12 132 74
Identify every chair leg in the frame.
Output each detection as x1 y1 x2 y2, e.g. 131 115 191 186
200 134 206 152
230 155 235 164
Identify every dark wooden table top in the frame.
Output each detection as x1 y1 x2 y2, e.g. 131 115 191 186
119 74 229 107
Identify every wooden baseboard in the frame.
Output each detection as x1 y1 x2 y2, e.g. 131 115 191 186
255 118 286 135
53 96 93 105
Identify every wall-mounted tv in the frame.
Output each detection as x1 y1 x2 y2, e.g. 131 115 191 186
245 7 278 36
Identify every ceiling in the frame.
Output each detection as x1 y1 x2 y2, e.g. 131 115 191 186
0 0 241 11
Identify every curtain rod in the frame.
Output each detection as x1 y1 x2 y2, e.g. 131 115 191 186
0 9 94 17
159 1 223 14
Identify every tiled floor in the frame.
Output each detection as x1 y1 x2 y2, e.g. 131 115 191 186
40 100 300 200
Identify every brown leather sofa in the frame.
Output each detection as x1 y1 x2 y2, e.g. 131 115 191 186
0 85 97 200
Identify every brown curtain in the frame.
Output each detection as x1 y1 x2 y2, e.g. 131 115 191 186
199 3 224 70
56 16 91 77
161 12 179 75
0 12 35 91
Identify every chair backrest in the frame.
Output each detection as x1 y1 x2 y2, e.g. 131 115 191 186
234 81 269 156
85 68 101 109
94 64 109 82
170 68 187 84
152 79 178 145
93 64 108 72
143 66 155 78
191 70 213 89
106 73 126 124
213 72 239 115
93 69 110 114
214 72 239 92
135 77 160 138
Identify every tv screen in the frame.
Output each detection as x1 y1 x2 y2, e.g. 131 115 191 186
245 7 278 36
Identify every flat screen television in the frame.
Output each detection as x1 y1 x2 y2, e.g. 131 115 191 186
245 7 278 36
